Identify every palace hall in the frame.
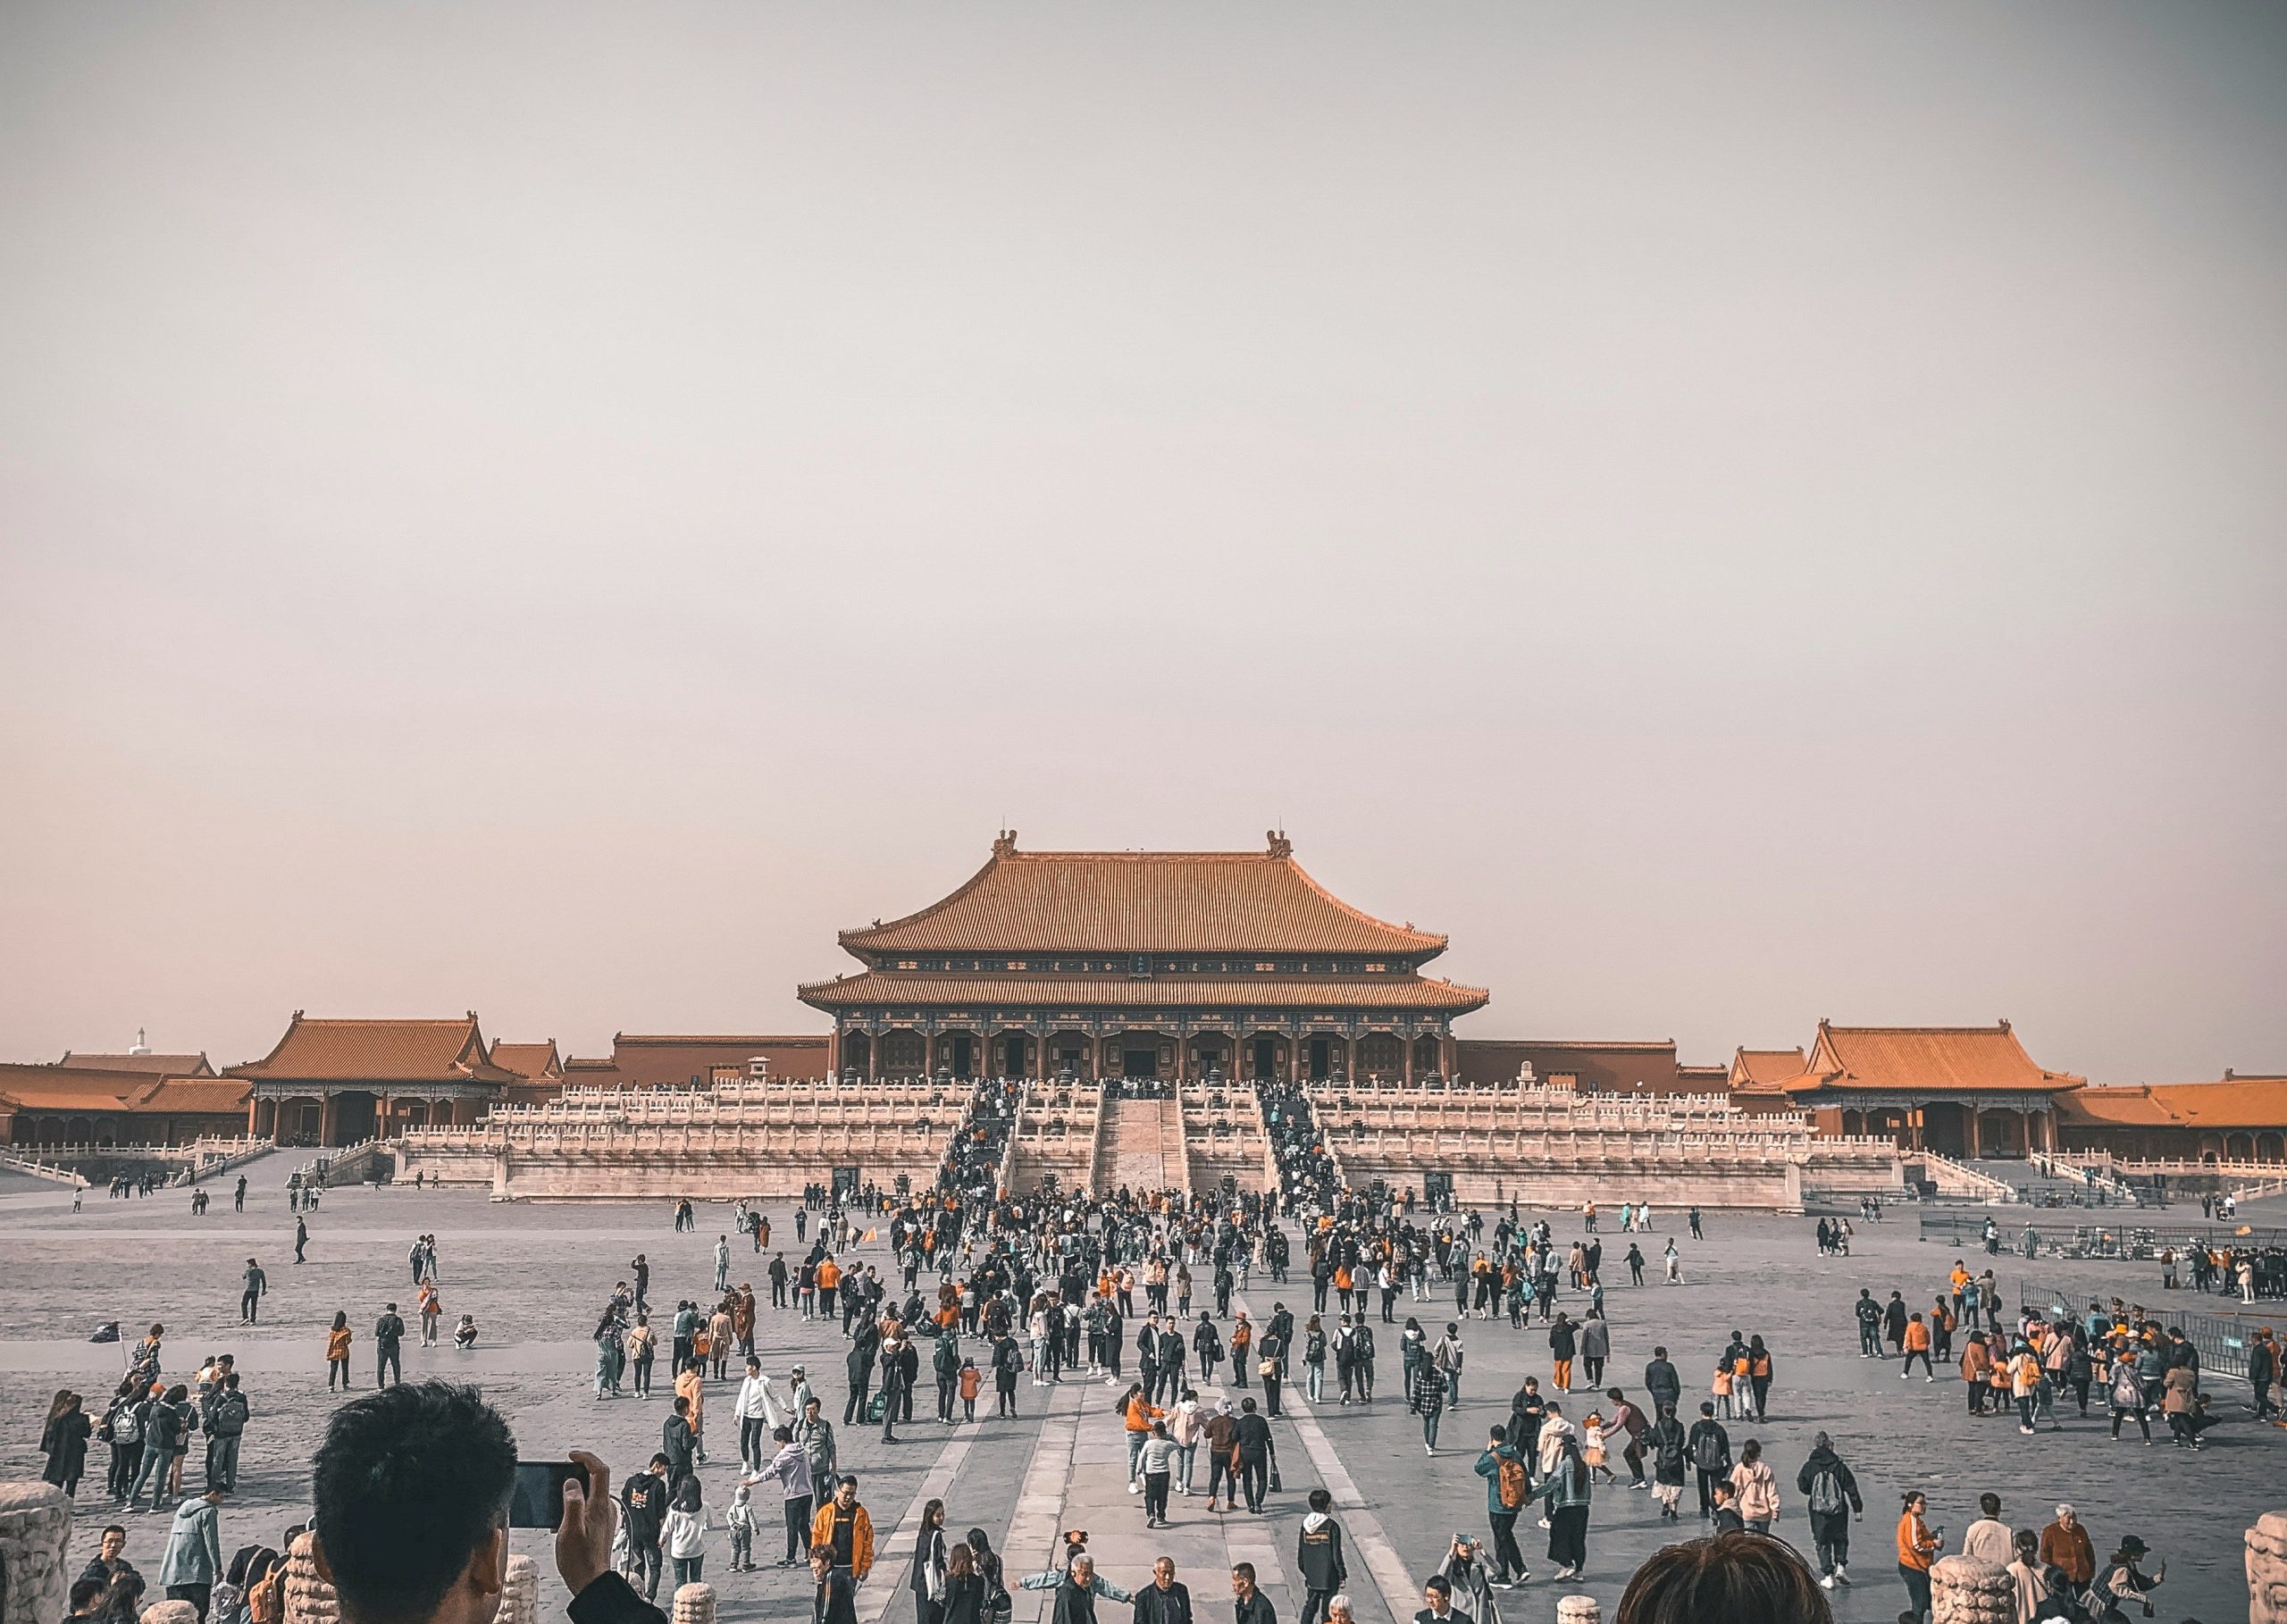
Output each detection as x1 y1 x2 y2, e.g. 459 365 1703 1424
799 833 1488 1084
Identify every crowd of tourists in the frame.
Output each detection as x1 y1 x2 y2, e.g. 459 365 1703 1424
29 1085 2278 1624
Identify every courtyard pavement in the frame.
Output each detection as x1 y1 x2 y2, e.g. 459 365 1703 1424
2 1158 2278 1624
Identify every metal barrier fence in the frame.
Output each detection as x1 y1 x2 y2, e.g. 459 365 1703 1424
1919 1212 2287 1256
2023 1278 2256 1382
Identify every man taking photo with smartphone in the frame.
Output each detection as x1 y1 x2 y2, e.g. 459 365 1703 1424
311 1381 666 1624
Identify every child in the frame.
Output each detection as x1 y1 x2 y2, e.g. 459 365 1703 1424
454 1314 478 1350
1582 1410 1616 1484
1711 1360 1734 1420
725 1478 756 1572
959 1358 981 1422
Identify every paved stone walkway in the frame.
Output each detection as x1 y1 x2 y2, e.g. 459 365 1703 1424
2 1171 2278 1624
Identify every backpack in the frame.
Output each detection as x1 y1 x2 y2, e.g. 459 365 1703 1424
1690 1427 1727 1473
112 1402 142 1446
1495 1452 1527 1509
210 1394 248 1438
1807 1468 1845 1516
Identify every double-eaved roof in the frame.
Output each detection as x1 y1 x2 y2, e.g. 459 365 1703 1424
839 838 1447 959
805 834 1487 1017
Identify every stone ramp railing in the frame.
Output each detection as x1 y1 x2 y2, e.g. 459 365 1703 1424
1915 1149 2020 1202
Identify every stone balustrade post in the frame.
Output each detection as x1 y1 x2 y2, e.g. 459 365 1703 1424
0 1481 73 1624
140 1603 201 1624
2250 1511 2287 1624
285 1532 340 1624
670 1581 716 1624
494 1555 539 1624
1931 1555 2012 1624
1555 1596 1601 1624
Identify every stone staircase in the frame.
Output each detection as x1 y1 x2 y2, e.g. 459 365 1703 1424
1095 1096 1187 1195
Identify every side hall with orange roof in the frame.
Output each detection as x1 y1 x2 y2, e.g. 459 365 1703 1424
225 1011 521 1146
1747 1019 2084 1159
2057 1071 2287 1163
1 1062 250 1148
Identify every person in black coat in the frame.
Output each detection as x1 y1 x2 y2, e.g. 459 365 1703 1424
941 1541 987 1624
909 1499 949 1624
1642 1349 1681 1413
812 1544 859 1624
1232 1400 1275 1512
1294 1491 1346 1624
1131 1558 1193 1624
660 1404 698 1488
1682 1402 1730 1521
42 1390 93 1497
1794 1431 1864 1586
621 1456 671 1602
845 1331 877 1425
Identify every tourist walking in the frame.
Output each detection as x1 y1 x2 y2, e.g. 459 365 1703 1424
1684 1402 1730 1521
1728 1438 1779 1534
41 1389 92 1498
1796 1431 1863 1587
1294 1489 1347 1624
1528 1429 1593 1582
665 1474 709 1586
1472 1424 1531 1586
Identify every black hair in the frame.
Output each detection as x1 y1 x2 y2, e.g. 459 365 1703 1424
1308 1489 1332 1512
311 1383 515 1624
1616 1532 1832 1624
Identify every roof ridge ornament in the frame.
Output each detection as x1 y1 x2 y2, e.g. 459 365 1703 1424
1266 829 1292 859
993 829 1018 857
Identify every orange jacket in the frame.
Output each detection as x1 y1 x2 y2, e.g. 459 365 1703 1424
810 1501 875 1578
816 1259 842 1290
1898 1512 1939 1570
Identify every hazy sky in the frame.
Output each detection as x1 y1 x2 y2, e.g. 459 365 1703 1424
4 4 2283 1082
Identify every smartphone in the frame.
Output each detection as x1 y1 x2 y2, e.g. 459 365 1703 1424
508 1461 584 1530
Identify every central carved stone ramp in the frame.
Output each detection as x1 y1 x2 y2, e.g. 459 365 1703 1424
1098 1095 1185 1193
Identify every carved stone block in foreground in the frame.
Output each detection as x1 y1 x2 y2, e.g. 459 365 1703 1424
0 1480 73 1624
1556 1597 1602 1624
671 1582 716 1624
285 1531 341 1624
141 1602 201 1624
1931 1555 2012 1624
2250 1511 2287 1624
495 1555 539 1624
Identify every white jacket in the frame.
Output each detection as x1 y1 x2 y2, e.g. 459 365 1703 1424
665 1505 709 1560
736 1373 784 1424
